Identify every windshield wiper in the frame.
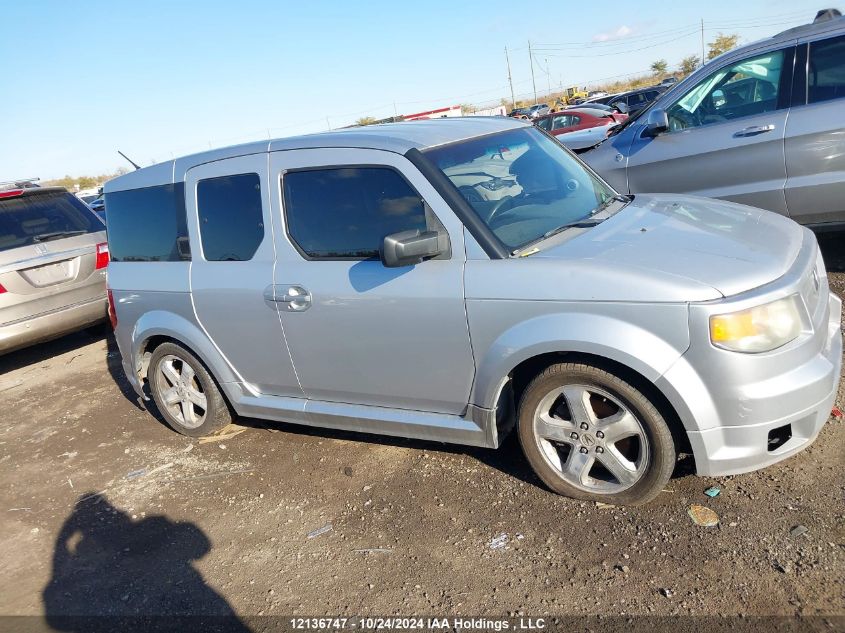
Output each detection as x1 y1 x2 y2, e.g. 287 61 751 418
512 195 632 256
513 218 605 256
32 230 86 243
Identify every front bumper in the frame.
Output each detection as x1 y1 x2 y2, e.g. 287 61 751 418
683 291 842 477
0 295 107 354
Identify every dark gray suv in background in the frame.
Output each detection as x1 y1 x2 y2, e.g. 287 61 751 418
583 9 845 228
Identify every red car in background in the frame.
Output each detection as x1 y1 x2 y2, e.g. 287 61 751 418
533 107 628 137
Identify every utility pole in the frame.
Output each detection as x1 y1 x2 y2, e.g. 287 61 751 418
545 57 551 96
700 18 706 66
528 40 537 104
505 46 516 107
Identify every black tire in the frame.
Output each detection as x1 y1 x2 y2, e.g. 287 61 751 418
517 362 675 505
148 342 232 437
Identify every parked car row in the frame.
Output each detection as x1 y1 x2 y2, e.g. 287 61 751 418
2 8 842 508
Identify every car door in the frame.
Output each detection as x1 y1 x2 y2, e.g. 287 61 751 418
268 148 475 415
185 154 303 399
784 34 845 225
625 45 795 215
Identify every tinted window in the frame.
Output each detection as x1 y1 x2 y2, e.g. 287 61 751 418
197 173 264 261
284 167 427 259
666 49 785 131
809 35 845 103
0 191 103 253
106 183 189 262
536 117 552 131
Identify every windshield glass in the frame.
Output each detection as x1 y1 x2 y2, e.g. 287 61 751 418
424 127 615 251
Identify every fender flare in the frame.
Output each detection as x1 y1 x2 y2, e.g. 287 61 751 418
130 310 241 388
471 312 689 414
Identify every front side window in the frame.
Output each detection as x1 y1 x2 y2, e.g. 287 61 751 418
424 127 615 252
283 167 428 259
536 117 552 131
666 49 785 131
196 173 264 261
808 35 845 103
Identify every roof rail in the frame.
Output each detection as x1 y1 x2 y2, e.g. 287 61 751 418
814 8 842 23
0 177 40 189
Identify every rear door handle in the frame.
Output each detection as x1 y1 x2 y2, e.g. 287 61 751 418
733 124 775 138
264 284 311 311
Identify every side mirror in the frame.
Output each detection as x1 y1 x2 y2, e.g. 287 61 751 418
381 228 449 268
613 102 629 114
644 108 669 137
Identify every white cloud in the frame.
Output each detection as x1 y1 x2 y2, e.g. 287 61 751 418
592 25 636 43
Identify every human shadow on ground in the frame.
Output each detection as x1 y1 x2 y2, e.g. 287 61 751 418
42 493 251 632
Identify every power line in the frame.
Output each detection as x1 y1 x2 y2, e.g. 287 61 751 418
540 30 700 58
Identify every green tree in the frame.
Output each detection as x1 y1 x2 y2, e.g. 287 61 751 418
650 59 668 77
355 116 377 126
679 55 700 76
707 33 740 60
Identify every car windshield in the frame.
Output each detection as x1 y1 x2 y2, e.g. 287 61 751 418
424 127 615 252
0 191 103 252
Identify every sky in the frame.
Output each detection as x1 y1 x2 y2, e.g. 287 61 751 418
0 0 831 179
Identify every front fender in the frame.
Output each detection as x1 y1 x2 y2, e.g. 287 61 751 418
468 304 690 412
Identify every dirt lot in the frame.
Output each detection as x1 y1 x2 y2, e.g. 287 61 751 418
1 238 844 627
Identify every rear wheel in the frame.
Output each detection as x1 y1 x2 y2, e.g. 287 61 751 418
148 342 231 437
518 362 675 505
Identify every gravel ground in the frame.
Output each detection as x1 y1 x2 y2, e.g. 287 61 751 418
0 238 843 626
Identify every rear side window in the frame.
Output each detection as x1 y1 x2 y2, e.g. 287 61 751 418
106 183 190 262
0 191 103 253
196 173 264 261
283 167 427 259
808 35 845 103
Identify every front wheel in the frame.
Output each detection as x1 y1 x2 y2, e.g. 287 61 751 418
518 362 676 505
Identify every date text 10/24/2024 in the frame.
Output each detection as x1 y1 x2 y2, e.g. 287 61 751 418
289 617 547 631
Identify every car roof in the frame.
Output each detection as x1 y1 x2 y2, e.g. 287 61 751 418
106 117 529 193
769 8 844 43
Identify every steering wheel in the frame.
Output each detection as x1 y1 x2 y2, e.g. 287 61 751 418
668 107 697 131
485 195 515 224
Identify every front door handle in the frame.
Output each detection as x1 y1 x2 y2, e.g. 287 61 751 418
734 124 775 138
264 285 312 311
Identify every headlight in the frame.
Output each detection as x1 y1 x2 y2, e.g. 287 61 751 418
709 295 803 353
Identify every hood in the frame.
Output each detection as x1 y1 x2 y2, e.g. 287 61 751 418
534 194 804 299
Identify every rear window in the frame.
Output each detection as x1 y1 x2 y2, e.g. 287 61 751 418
0 190 103 253
809 35 845 104
105 183 190 262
